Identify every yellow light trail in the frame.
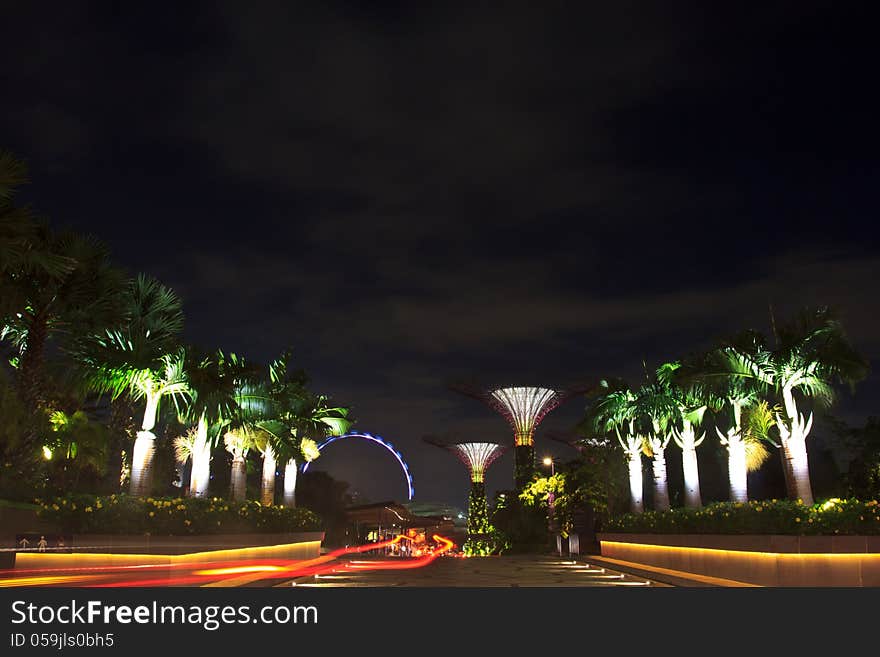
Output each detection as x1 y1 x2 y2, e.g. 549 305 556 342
0 574 100 587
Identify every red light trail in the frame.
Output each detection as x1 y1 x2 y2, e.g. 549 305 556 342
0 534 455 588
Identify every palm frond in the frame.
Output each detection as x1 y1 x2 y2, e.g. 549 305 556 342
173 430 198 464
744 436 771 471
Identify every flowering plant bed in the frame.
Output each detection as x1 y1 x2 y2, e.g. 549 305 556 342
36 494 322 535
603 499 880 535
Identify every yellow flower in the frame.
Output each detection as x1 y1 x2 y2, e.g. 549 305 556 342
85 507 93 513
795 518 801 522
52 504 59 511
149 511 155 517
184 519 191 525
95 502 102 509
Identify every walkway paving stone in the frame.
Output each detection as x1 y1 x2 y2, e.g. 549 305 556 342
271 555 667 587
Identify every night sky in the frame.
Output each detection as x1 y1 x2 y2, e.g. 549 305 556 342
3 3 878 510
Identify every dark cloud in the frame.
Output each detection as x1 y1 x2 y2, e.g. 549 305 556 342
2 2 878 507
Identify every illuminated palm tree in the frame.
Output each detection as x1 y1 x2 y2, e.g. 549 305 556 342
236 351 351 507
180 349 252 497
222 352 308 505
714 308 868 505
234 353 306 506
282 392 351 507
682 350 768 503
582 379 645 513
710 378 761 503
73 275 188 496
224 427 258 502
634 381 677 511
657 362 708 509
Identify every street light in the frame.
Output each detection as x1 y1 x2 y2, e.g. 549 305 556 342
542 456 560 555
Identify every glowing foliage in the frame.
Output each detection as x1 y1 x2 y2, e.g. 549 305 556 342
300 437 320 462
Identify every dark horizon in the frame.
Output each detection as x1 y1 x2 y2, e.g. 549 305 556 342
3 2 878 509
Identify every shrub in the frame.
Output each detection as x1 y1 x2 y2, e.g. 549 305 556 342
603 498 880 535
462 528 509 556
36 494 322 535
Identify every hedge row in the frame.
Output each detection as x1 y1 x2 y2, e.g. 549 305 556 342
36 494 322 535
604 498 880 535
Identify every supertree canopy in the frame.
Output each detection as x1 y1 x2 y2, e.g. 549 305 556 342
452 384 574 491
449 442 506 484
425 438 507 543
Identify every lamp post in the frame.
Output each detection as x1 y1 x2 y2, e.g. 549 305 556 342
542 457 560 555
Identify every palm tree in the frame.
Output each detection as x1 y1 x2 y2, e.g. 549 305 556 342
251 418 299 507
713 386 758 503
1 227 126 413
683 349 766 503
224 427 258 502
73 275 188 496
658 362 708 509
256 431 279 506
634 381 678 511
716 308 868 504
180 349 252 497
582 379 645 513
217 352 303 505
282 392 351 507
242 352 351 507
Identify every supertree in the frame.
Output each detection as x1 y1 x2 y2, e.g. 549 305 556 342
426 437 507 550
452 384 577 491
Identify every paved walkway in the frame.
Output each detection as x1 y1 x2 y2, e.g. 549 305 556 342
271 555 667 587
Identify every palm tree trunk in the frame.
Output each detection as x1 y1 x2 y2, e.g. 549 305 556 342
17 309 48 413
779 389 814 504
282 458 297 507
188 414 211 498
651 450 671 511
727 437 748 502
681 444 702 508
627 450 644 514
105 398 133 493
260 446 276 506
129 392 160 497
782 438 813 505
779 445 797 498
129 431 155 496
230 456 247 502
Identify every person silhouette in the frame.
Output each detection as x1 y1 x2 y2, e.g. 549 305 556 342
38 536 48 552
